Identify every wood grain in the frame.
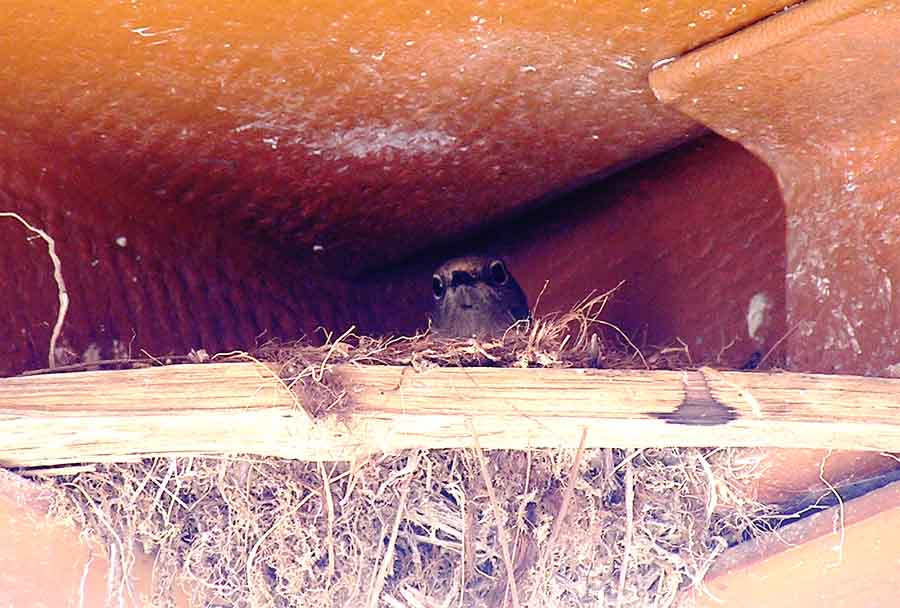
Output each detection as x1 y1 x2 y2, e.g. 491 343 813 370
2 363 900 467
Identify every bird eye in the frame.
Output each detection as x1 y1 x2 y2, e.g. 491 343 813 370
489 260 508 285
432 275 445 299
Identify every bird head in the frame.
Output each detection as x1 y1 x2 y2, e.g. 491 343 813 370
430 255 530 338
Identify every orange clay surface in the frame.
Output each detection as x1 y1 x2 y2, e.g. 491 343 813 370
688 480 900 607
651 0 900 375
0 469 190 607
0 0 795 274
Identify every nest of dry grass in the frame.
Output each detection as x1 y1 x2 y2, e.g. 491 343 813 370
47 290 773 607
252 288 698 418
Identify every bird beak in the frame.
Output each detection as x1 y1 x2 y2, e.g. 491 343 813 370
451 284 476 309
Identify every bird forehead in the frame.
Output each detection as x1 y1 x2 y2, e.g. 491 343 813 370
436 256 492 277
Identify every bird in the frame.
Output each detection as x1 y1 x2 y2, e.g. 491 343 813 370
430 255 530 338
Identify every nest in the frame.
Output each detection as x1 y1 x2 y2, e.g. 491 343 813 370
46 290 773 607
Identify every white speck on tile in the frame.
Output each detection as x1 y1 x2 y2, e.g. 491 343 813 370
651 56 676 69
746 292 772 342
614 56 637 70
836 308 863 354
312 126 458 159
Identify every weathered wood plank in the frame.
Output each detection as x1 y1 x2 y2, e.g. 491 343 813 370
1 363 900 467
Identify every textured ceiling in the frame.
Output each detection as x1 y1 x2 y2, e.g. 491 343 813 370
0 0 795 275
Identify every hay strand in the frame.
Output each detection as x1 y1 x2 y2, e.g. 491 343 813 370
1 211 69 369
616 452 636 607
368 451 421 608
469 419 521 608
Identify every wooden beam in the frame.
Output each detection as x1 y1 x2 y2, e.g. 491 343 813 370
2 363 900 467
